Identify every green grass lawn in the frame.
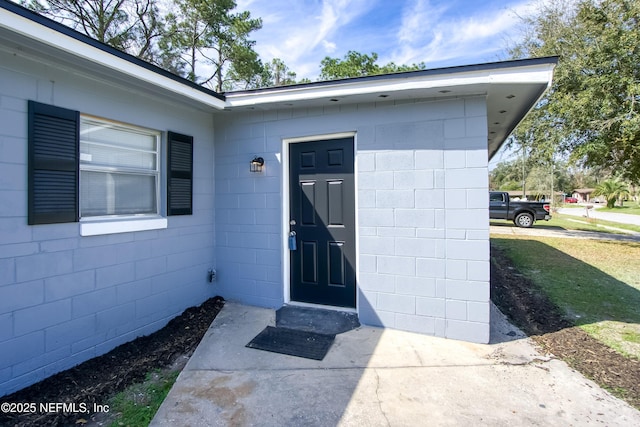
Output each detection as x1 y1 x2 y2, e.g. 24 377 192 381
491 235 640 359
597 205 640 216
549 214 640 233
108 369 179 427
544 214 614 232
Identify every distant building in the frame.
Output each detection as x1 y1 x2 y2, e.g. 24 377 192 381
571 188 606 203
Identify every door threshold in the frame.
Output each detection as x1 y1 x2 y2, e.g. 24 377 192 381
286 300 357 314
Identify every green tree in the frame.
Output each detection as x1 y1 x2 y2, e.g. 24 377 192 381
160 0 262 91
219 10 263 91
510 0 640 183
23 0 165 62
553 162 574 195
490 159 526 191
319 51 425 80
525 166 552 197
265 58 298 87
525 162 572 201
491 157 578 198
568 166 603 189
237 58 299 89
592 179 630 208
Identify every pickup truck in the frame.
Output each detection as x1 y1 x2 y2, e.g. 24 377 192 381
489 191 552 228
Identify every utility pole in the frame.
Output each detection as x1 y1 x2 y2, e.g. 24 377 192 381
550 160 554 208
521 145 526 200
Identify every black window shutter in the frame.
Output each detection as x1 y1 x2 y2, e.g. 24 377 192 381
167 131 193 216
28 101 79 225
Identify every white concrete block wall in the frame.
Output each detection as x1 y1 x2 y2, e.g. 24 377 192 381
358 97 490 343
215 95 490 343
0 50 217 396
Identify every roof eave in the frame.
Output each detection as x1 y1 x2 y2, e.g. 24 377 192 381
225 58 557 159
0 0 556 156
0 0 226 110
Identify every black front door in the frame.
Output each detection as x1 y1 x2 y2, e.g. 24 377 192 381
289 138 356 308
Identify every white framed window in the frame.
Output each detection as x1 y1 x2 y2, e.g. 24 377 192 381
79 116 161 219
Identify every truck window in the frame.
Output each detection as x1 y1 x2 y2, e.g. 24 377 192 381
490 193 504 202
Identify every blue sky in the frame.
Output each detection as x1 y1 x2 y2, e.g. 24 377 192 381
236 0 538 81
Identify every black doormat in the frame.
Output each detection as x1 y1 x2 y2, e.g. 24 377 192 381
246 326 335 360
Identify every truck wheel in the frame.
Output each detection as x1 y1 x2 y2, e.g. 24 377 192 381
514 213 534 228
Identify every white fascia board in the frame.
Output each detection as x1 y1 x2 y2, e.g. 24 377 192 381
0 8 226 110
488 64 556 85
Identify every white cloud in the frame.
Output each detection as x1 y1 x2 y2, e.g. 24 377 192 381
235 0 256 11
237 0 377 79
397 0 447 45
233 0 539 81
389 0 537 67
322 40 338 53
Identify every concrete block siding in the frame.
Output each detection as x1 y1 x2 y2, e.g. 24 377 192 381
1 47 491 396
0 51 217 396
215 95 490 343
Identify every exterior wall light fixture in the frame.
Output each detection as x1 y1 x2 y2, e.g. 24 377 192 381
250 156 264 173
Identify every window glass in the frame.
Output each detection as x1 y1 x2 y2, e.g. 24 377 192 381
489 193 504 202
80 117 160 218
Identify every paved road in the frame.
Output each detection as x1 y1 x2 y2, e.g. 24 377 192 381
557 206 640 226
491 205 640 242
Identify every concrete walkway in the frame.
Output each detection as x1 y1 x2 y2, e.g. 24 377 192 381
151 302 640 426
490 223 640 242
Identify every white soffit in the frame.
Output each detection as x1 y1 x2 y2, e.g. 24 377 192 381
0 5 226 111
224 74 490 108
224 62 555 110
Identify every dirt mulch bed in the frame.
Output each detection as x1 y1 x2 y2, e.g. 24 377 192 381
0 296 224 427
491 244 640 409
